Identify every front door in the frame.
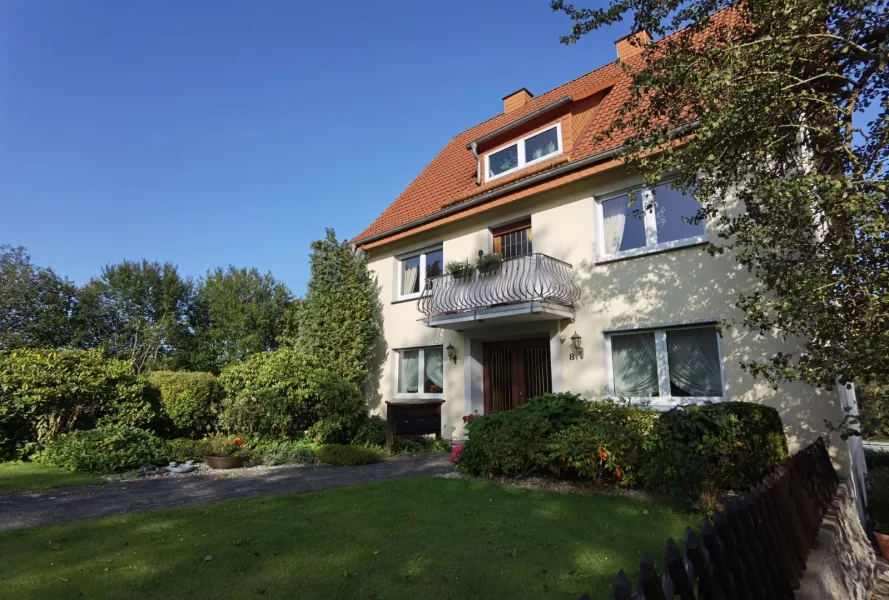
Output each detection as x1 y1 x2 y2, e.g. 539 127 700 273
483 338 552 413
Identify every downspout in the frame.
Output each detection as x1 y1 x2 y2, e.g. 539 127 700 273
470 142 481 186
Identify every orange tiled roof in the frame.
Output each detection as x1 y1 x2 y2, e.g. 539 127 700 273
353 9 739 247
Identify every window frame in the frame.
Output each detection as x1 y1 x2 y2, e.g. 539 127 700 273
594 183 708 263
395 245 443 301
491 217 533 259
603 322 727 408
484 123 563 183
393 345 445 400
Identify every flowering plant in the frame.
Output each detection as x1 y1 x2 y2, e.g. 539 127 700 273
199 435 254 459
450 444 463 464
462 411 479 424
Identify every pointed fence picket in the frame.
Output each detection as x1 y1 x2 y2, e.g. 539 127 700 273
582 437 839 600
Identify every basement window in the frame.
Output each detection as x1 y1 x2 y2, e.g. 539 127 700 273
485 123 562 182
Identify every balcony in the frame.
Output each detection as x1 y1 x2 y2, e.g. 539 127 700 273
417 253 581 329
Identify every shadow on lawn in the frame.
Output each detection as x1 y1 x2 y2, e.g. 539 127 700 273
0 478 697 599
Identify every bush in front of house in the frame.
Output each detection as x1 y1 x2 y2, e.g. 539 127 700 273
248 437 319 466
352 415 387 447
457 395 788 500
167 438 202 463
217 349 367 441
195 434 258 462
458 409 551 477
0 349 155 460
317 444 383 466
147 371 219 437
37 425 170 474
546 399 658 484
639 402 788 497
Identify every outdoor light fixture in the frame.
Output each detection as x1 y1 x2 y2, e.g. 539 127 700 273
570 331 584 359
446 343 457 364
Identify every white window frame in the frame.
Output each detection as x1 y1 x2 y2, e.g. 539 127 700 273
393 345 445 400
484 122 563 183
603 322 727 409
594 183 708 263
395 245 442 301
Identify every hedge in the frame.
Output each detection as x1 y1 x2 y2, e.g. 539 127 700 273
37 425 170 474
0 349 154 460
317 444 383 466
217 348 367 442
457 395 788 502
148 370 219 437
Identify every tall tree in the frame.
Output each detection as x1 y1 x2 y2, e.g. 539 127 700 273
0 245 77 350
74 260 192 373
184 266 294 372
298 229 382 386
551 0 888 387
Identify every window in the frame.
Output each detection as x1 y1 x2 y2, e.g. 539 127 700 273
397 247 443 299
397 346 444 396
485 124 562 182
598 183 706 260
607 325 724 403
492 218 532 259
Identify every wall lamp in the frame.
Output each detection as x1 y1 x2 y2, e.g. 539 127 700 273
570 332 584 359
446 343 457 364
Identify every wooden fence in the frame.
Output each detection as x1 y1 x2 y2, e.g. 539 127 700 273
595 437 839 600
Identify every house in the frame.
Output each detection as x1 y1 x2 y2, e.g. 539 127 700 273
352 26 841 456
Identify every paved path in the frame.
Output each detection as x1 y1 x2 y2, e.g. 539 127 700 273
0 454 452 532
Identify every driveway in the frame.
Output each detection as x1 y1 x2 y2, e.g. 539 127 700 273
0 453 452 532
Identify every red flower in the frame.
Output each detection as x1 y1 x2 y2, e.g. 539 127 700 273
615 467 623 478
233 438 246 446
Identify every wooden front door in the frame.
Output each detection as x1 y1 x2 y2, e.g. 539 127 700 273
483 338 552 413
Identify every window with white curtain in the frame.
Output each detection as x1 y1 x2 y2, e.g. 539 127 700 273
485 124 562 182
397 247 443 300
396 346 444 397
597 183 706 260
606 325 724 404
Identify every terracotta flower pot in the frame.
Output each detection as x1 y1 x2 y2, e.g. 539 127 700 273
205 456 244 470
875 531 889 557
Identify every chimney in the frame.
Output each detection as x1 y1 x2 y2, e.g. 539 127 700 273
503 88 533 113
615 30 652 60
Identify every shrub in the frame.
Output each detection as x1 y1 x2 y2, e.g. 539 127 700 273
546 399 658 484
317 444 383 466
859 382 889 441
458 410 551 477
148 371 218 437
352 415 387 447
0 349 154 459
218 349 367 440
518 392 587 428
261 442 317 466
167 438 202 462
867 450 889 533
38 425 170 474
640 402 787 498
430 438 452 453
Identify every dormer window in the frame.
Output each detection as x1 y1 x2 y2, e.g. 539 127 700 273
485 123 562 183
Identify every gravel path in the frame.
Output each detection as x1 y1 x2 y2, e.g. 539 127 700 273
0 454 452 532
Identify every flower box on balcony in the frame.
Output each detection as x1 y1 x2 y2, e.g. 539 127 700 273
476 253 502 274
445 260 472 280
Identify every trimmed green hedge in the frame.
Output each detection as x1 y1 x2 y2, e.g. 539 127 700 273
317 444 383 466
217 349 367 442
148 371 219 437
457 395 788 502
0 349 154 460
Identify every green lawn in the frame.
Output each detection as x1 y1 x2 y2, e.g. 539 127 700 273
0 477 696 600
0 462 102 494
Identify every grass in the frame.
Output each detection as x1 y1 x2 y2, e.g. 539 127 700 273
0 477 696 599
0 461 102 494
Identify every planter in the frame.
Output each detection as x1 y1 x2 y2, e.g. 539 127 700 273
876 531 889 557
477 262 501 274
450 268 471 280
205 456 244 470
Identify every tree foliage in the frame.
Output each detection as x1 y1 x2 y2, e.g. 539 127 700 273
185 266 293 372
297 229 382 386
0 245 77 350
74 260 193 373
551 0 888 387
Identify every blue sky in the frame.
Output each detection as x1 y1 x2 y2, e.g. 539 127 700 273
0 0 631 294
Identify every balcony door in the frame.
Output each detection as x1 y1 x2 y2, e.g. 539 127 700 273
483 338 552 413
